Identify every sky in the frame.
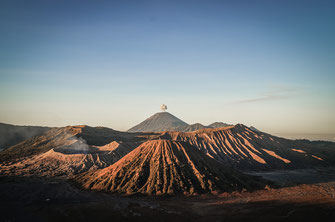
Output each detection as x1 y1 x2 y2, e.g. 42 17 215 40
0 0 334 140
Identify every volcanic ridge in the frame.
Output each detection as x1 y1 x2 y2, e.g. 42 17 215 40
76 140 265 195
1 112 335 195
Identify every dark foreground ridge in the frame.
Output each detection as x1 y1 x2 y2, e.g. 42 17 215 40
1 176 335 222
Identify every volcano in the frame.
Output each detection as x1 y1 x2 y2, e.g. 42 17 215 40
127 112 231 132
128 112 189 132
0 125 149 177
76 140 266 195
2 123 335 180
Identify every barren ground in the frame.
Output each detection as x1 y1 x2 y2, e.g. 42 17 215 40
1 171 335 222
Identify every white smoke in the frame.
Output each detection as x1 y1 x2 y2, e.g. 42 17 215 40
70 137 90 153
160 104 168 112
55 136 90 154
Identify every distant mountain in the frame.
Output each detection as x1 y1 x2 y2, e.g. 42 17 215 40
128 112 189 132
77 140 266 195
127 112 232 132
0 123 51 151
177 123 211 132
208 122 232 128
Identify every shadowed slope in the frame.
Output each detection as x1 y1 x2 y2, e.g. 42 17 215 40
0 126 78 162
0 122 50 151
77 140 265 195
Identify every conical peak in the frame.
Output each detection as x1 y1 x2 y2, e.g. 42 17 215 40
148 112 186 122
127 112 188 132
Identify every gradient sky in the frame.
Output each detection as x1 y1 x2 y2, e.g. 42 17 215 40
0 0 334 139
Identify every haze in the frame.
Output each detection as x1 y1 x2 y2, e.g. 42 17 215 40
0 0 334 141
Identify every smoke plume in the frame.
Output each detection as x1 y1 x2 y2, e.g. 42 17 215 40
160 104 168 112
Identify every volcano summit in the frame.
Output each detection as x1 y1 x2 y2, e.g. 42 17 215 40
128 112 231 132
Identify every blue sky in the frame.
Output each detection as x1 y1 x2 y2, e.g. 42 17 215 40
0 0 334 138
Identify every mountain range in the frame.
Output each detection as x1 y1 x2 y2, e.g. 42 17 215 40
1 112 335 195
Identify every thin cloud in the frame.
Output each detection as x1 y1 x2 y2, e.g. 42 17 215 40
234 87 299 104
237 93 291 104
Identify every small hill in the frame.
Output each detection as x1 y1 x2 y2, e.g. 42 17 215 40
177 123 211 132
76 140 266 195
208 122 232 128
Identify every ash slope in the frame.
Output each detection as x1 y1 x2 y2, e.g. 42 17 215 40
0 140 143 178
159 124 335 170
0 125 152 163
0 125 151 177
77 140 266 195
127 112 231 132
0 122 50 151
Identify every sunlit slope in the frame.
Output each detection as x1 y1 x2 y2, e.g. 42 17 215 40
77 140 266 195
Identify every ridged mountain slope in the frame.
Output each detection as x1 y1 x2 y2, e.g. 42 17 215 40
158 124 334 170
77 140 266 195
